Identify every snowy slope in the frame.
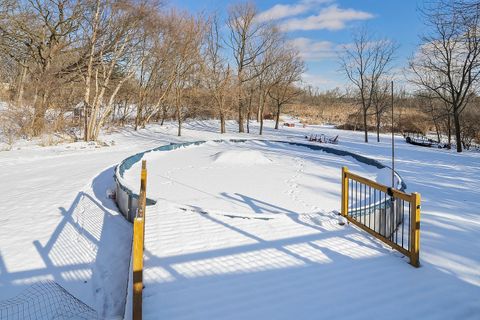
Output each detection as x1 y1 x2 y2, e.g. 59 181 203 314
0 130 173 318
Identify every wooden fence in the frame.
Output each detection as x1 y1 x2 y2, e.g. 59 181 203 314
341 166 421 267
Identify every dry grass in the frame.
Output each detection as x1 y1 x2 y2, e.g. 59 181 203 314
284 102 357 125
39 133 75 147
284 101 438 135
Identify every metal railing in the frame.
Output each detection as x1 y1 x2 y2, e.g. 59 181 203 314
341 167 421 267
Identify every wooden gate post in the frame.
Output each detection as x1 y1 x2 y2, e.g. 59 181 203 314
133 216 144 320
409 192 421 267
139 160 147 212
133 160 147 320
341 167 349 217
139 160 147 245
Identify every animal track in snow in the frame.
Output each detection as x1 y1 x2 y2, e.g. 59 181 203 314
284 157 311 209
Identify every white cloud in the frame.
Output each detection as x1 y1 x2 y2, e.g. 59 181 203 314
256 0 333 22
289 37 343 61
302 73 343 90
282 5 374 31
257 3 309 22
257 2 375 90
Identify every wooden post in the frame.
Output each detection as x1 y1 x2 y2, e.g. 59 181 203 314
138 160 147 218
341 167 349 217
139 160 147 246
133 160 147 320
132 216 144 320
409 192 421 267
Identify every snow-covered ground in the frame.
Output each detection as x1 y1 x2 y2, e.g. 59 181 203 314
123 140 393 214
0 130 173 318
1 119 479 319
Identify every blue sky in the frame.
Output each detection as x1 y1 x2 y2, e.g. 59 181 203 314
169 0 424 90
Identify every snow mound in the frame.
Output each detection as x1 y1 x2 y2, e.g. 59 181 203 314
212 150 271 165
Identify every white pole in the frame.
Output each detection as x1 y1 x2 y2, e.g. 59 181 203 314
391 81 395 188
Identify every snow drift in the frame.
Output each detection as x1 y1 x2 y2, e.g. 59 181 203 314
211 150 272 165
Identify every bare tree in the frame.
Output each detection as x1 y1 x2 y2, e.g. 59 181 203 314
252 26 282 134
268 48 305 130
167 10 204 136
81 0 150 141
226 2 271 133
134 16 159 131
340 29 397 142
133 7 178 130
0 0 84 136
0 1 308 143
203 13 233 134
409 0 480 152
371 79 391 142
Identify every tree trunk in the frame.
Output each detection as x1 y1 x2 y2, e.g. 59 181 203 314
83 0 101 141
246 109 250 133
154 109 161 122
453 109 462 152
446 113 452 145
16 64 27 108
259 107 264 135
32 92 48 136
275 103 281 129
220 112 226 134
135 103 143 131
376 123 380 142
112 105 116 123
121 102 128 126
84 103 88 141
32 109 46 136
433 116 441 143
353 110 360 131
161 105 167 126
363 106 368 143
176 106 182 136
238 104 244 132
259 93 266 135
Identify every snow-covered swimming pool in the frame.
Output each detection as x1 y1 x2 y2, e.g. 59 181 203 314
119 140 397 217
